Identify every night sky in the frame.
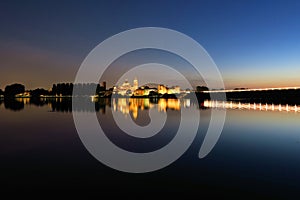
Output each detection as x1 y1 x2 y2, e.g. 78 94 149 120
1 0 300 89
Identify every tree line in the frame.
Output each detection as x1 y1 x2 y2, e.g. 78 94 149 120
1 83 107 97
52 83 106 96
2 83 25 97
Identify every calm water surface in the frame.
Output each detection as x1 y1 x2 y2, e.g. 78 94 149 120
1 98 300 197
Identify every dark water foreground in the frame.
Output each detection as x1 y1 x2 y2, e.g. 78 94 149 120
1 98 300 198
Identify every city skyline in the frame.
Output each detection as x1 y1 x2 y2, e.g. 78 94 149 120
1 0 300 90
3 75 300 92
2 1 300 196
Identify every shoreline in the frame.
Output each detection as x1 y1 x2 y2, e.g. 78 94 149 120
1 88 300 105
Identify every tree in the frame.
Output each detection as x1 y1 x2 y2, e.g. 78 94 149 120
196 86 209 92
52 84 57 96
65 83 72 95
149 91 158 97
96 84 105 95
31 88 50 97
61 83 67 96
4 98 24 111
4 83 25 97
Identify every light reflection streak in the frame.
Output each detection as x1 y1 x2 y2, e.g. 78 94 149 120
204 100 300 113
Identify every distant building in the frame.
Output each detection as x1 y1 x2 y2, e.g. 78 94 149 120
158 84 168 94
158 85 180 95
133 87 157 96
133 88 144 96
115 78 140 96
133 78 138 91
144 88 157 95
168 86 180 94
114 78 182 96
15 91 31 97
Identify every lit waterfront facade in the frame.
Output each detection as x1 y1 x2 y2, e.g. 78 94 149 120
114 78 139 96
114 78 182 97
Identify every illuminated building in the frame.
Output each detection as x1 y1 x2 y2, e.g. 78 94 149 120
157 85 180 95
115 78 182 96
168 86 180 94
133 88 144 96
133 87 157 96
15 91 31 97
158 84 168 94
133 78 138 91
115 78 140 96
143 88 157 95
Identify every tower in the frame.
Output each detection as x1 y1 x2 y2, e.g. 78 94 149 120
133 77 138 91
102 81 106 91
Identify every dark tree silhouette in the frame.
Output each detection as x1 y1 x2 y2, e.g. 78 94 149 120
196 86 209 92
69 83 74 95
52 83 73 96
65 83 70 95
57 83 62 96
4 98 24 111
50 98 72 112
73 83 98 96
51 82 104 96
0 90 3 105
31 88 50 97
96 84 105 94
149 91 158 97
52 84 57 96
61 83 66 95
4 83 25 97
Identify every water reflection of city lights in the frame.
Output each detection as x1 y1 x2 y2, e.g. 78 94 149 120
204 100 300 113
112 98 184 119
157 99 180 112
15 98 30 104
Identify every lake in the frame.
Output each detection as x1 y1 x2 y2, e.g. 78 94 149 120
1 97 300 197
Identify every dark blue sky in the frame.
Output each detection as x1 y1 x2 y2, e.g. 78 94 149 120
1 0 299 89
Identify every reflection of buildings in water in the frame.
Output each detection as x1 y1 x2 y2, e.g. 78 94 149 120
113 98 153 119
15 91 31 98
129 98 152 119
16 97 50 107
2 97 201 113
112 98 181 119
157 99 180 112
15 97 30 105
183 98 190 108
113 98 129 116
